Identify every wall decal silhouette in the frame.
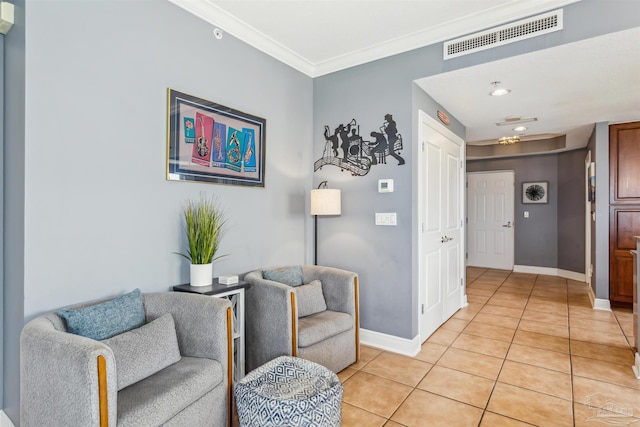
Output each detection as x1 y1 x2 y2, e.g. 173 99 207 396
315 114 405 176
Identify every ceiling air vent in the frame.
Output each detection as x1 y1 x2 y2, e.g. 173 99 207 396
444 9 563 60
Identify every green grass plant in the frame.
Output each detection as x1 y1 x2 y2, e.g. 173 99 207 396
178 195 227 264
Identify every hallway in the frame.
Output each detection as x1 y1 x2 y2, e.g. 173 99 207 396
339 268 638 426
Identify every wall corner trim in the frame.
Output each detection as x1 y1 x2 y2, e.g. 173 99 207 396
0 410 16 427
360 328 421 357
587 285 612 311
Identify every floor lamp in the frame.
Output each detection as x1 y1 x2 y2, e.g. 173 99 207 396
310 181 341 265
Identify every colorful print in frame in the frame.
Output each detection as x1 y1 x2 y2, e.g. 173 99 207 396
167 88 266 187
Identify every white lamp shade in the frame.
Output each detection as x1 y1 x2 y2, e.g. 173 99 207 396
310 189 341 216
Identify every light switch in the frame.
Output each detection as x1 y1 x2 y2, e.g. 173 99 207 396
524 211 529 218
375 213 397 226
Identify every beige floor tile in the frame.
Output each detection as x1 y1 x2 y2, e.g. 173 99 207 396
512 330 570 353
382 421 405 427
342 371 413 418
338 367 358 382
517 319 569 338
480 412 537 426
472 312 521 329
362 352 432 387
570 327 630 348
426 327 460 346
521 310 568 325
436 347 504 380
571 355 640 390
480 304 524 319
350 345 384 370
467 294 491 304
569 306 617 322
487 383 573 426
498 360 572 400
570 340 635 366
495 288 532 298
451 333 511 359
440 317 469 332
467 287 496 297
487 296 528 309
574 402 640 427
506 343 571 373
467 282 500 292
341 403 387 427
573 376 640 415
453 306 481 321
418 365 495 408
570 317 625 335
463 321 516 342
525 301 568 316
391 389 483 427
414 342 448 364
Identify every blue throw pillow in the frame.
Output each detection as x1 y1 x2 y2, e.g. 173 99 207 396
263 266 304 287
58 289 145 340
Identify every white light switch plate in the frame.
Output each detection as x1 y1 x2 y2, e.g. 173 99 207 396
375 213 397 226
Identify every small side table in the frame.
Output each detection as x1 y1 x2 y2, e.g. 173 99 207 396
173 279 250 382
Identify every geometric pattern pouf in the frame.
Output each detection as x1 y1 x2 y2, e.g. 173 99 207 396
235 356 343 427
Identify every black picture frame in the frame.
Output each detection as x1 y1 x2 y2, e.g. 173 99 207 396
522 181 548 204
166 88 266 187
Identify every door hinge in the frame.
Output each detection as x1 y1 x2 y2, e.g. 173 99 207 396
421 304 424 314
461 278 464 287
421 222 425 233
466 253 468 259
422 141 425 152
460 160 463 168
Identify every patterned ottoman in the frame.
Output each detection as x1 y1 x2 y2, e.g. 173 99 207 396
235 356 343 427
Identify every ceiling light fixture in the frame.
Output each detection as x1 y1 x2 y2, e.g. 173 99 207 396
489 81 511 96
513 126 527 132
498 136 520 145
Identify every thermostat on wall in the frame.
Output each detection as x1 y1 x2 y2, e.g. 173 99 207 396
378 179 394 193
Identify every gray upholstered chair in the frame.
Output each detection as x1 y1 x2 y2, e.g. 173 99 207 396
20 292 233 427
244 265 359 373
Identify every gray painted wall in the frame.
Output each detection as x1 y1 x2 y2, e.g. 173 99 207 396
4 0 25 420
594 122 610 299
0 33 4 412
467 149 586 272
558 149 588 273
586 129 597 294
4 0 313 421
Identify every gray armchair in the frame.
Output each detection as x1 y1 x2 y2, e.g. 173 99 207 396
21 292 233 427
244 265 359 373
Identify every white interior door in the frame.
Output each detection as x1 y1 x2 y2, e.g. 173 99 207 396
467 171 514 270
585 151 592 286
419 111 464 342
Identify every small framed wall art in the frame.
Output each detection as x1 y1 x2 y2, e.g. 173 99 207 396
522 181 548 204
166 88 266 187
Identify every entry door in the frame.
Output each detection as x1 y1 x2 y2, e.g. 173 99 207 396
467 171 514 270
419 111 464 342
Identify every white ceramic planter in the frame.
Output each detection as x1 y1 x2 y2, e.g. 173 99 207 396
190 263 213 287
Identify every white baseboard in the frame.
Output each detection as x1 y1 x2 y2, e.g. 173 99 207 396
587 285 612 311
360 328 421 358
513 265 586 282
0 411 15 427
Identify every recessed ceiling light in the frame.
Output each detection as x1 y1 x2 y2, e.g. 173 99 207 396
489 81 511 96
513 126 527 132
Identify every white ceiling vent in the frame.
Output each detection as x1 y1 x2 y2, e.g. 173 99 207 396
444 9 563 60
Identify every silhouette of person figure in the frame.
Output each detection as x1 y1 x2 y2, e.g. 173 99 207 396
337 123 352 161
348 129 362 158
323 125 339 157
383 114 405 165
369 131 388 165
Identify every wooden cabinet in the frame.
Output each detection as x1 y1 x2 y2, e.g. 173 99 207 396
609 122 640 305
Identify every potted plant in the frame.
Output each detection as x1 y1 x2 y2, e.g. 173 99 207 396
178 194 227 286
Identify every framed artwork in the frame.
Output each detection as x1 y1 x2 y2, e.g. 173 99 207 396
166 89 266 187
522 181 548 204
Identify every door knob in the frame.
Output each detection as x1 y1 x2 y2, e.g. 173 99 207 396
502 221 512 228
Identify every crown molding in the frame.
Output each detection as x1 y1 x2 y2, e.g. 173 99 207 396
168 0 581 78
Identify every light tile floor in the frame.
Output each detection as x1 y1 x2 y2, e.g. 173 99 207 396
339 268 638 427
